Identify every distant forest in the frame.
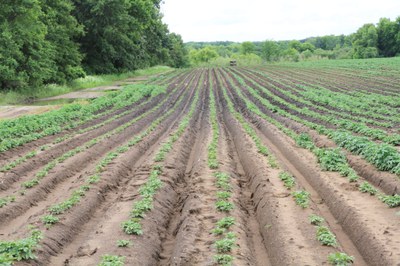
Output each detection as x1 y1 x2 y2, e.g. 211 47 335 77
186 17 400 65
0 0 187 90
1 3 399 92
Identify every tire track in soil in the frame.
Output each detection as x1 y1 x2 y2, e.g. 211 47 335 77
29 69 206 266
0 71 198 228
4 67 400 266
153 69 271 266
218 68 400 266
216 69 324 265
215 94 271 265
156 74 219 266
0 71 193 192
220 74 365 264
81 70 207 266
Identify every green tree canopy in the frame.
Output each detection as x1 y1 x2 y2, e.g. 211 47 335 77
189 46 218 64
261 40 280 61
241 41 256 55
0 0 54 89
41 0 85 83
377 17 400 57
352 23 379 59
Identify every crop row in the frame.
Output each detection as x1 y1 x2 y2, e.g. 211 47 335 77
265 64 400 99
257 66 400 112
246 68 399 127
121 72 201 234
218 68 399 207
0 85 173 208
0 72 194 201
207 73 237 265
98 72 203 265
231 69 399 144
0 69 185 153
0 72 198 265
216 69 355 265
222 69 400 175
0 73 191 173
43 80 192 223
0 87 163 174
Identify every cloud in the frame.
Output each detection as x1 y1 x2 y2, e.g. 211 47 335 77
161 0 400 42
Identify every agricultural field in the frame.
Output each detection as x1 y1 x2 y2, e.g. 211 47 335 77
0 60 400 266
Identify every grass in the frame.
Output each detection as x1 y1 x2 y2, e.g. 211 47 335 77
0 66 172 105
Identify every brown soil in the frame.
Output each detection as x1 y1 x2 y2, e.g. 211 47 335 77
0 106 62 120
2 67 399 266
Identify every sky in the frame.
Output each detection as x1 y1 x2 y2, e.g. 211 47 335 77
160 0 400 42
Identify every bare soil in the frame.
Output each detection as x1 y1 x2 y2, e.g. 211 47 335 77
1 67 399 266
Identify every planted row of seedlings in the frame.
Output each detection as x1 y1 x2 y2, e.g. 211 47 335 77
263 64 400 98
241 68 399 133
244 67 393 125
0 85 172 207
97 74 203 265
0 72 199 265
121 79 200 234
241 67 397 131
218 67 400 265
250 68 400 136
207 75 237 265
0 85 152 152
308 66 400 95
0 84 161 172
218 69 356 265
229 68 398 143
0 72 196 208
0 71 186 172
48 71 202 265
222 68 400 179
251 67 400 123
221 68 400 207
41 83 190 227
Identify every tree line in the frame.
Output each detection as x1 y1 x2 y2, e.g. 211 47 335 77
187 16 400 65
0 0 188 91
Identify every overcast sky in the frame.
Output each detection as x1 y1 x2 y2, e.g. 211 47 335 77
160 0 400 42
